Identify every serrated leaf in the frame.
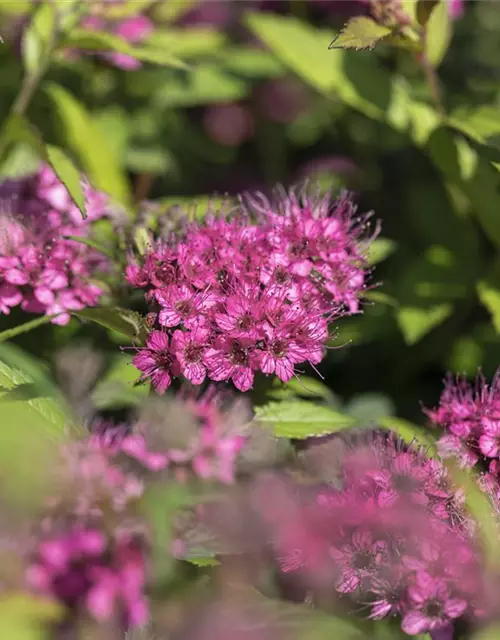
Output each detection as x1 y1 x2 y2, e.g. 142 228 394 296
22 3 55 76
416 0 440 25
367 238 397 265
397 303 453 345
46 145 86 219
254 401 355 439
46 84 132 208
73 307 149 343
425 0 451 67
329 17 392 51
477 281 500 334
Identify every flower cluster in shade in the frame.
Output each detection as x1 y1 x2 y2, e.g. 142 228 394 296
252 433 483 636
0 165 109 324
127 188 375 393
425 372 500 511
25 388 247 628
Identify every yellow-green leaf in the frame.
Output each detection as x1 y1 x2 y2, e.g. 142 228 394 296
254 401 355 438
397 303 453 345
425 0 451 67
477 281 500 333
46 145 86 219
329 17 392 51
22 3 55 76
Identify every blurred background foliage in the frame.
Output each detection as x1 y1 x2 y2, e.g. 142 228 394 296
0 0 499 427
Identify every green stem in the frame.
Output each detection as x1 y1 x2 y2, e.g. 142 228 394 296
0 314 56 344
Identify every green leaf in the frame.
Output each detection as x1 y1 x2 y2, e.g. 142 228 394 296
0 593 62 640
73 307 149 343
45 84 132 208
269 377 339 405
367 238 397 265
345 393 395 424
329 17 392 51
0 342 74 436
154 64 248 108
221 47 285 78
92 355 148 410
0 113 45 160
254 401 356 439
22 3 55 76
63 235 113 258
0 315 56 344
62 29 188 70
477 281 500 334
471 624 500 640
378 416 437 454
184 556 220 568
246 13 338 95
450 105 500 143
147 28 227 58
46 145 86 219
416 0 440 25
396 303 453 345
425 0 451 67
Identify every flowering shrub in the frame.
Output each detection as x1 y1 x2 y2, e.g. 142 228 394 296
0 1 500 640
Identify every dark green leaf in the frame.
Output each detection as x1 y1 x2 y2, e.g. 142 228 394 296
46 145 86 219
329 17 392 51
46 84 132 208
73 307 149 343
22 3 55 75
254 401 356 438
425 0 451 67
416 0 439 25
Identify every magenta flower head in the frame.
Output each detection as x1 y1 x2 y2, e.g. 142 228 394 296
0 165 110 324
126 184 377 393
249 432 481 636
27 525 148 628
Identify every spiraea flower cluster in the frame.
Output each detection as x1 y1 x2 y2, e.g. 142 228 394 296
425 372 500 510
0 165 109 324
253 434 482 636
127 188 376 393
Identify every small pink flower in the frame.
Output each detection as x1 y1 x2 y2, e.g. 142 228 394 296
133 330 173 394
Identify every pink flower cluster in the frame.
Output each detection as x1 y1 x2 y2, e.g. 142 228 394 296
425 373 500 508
0 165 109 324
26 388 246 628
27 526 147 628
92 387 248 485
127 188 375 393
254 435 482 636
81 13 154 70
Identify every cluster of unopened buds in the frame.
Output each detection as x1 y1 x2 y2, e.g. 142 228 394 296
0 165 109 324
127 188 376 393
